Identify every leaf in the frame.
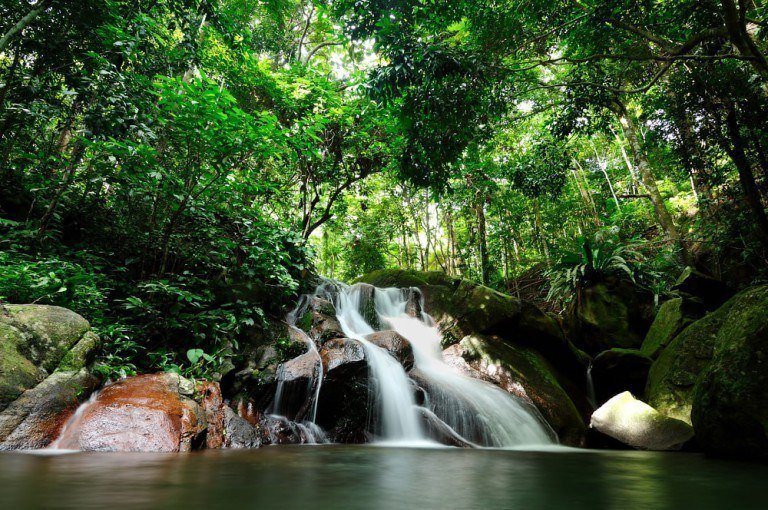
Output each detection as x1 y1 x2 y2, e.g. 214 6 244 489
186 348 204 364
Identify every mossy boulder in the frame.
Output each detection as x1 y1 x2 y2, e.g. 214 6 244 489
566 279 656 354
454 334 587 446
691 285 768 459
1 305 91 373
641 297 705 359
591 349 652 406
645 296 737 424
359 269 587 386
590 391 694 451
1 305 100 413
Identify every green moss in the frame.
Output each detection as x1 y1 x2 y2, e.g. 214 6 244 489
0 323 43 410
56 331 100 372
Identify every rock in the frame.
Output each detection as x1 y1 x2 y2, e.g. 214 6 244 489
317 337 369 443
591 349 652 406
358 270 587 391
455 334 587 446
0 304 101 449
691 285 768 459
0 322 44 411
52 373 205 452
0 369 99 450
272 349 321 421
320 337 366 373
672 267 733 310
222 406 261 448
645 298 736 424
566 279 656 354
1 305 99 412
641 297 705 359
364 330 414 369
590 392 694 451
198 381 226 449
0 305 91 373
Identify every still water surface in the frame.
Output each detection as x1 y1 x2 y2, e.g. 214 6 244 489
1 445 765 510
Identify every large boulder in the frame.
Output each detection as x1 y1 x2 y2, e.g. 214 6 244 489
453 334 587 446
359 270 587 391
316 337 369 443
691 285 768 459
591 349 652 406
641 297 705 359
590 392 694 451
645 297 737 424
566 279 656 354
51 373 205 452
0 305 101 449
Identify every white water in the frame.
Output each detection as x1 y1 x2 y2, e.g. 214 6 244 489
320 282 556 447
323 284 424 441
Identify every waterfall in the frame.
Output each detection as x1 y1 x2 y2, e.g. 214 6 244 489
319 282 425 443
319 282 556 447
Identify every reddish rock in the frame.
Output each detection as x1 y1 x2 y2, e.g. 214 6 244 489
54 373 205 452
364 331 414 369
198 381 225 449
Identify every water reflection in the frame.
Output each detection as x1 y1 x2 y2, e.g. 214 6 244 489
1 447 766 510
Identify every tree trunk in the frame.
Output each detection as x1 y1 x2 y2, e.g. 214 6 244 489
475 193 490 285
621 110 692 264
724 106 768 248
721 0 768 82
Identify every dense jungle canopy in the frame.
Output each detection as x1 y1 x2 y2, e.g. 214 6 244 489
2 0 768 377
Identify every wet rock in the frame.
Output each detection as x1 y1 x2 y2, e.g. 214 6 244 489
198 381 226 449
641 297 705 359
0 369 99 450
53 373 205 452
222 406 261 448
590 392 694 451
358 270 586 390
317 338 369 443
691 285 768 459
591 349 652 406
364 330 414 370
453 334 587 447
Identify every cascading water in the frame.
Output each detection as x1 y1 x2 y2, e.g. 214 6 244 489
318 282 425 442
318 282 556 447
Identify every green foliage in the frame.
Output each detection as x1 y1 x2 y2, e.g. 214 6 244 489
545 229 654 306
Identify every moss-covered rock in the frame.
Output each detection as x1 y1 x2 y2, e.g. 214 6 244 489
359 269 586 386
0 322 44 411
455 334 587 446
591 348 652 406
641 297 705 359
691 285 768 459
1 305 90 373
0 305 99 416
566 279 656 354
645 297 736 424
590 391 694 451
672 267 733 310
